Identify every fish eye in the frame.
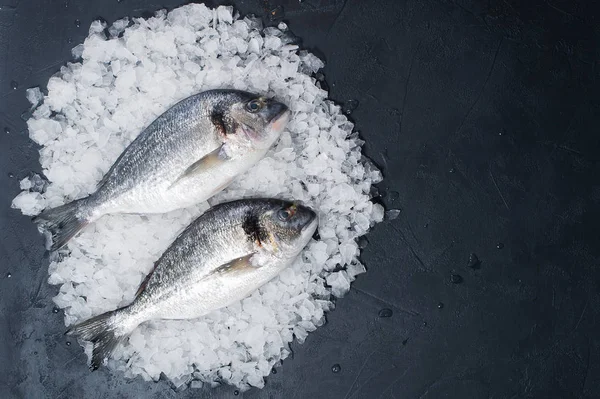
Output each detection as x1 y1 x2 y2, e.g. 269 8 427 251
277 209 291 221
246 99 263 113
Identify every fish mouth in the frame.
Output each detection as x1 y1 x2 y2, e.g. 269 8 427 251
267 103 290 133
267 102 289 123
301 210 319 234
270 109 290 134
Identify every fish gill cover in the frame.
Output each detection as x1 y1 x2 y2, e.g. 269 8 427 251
11 4 384 391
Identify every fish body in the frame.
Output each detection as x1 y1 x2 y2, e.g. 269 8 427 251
66 198 318 370
34 90 290 251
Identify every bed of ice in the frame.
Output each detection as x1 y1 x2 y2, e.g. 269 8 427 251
11 4 384 391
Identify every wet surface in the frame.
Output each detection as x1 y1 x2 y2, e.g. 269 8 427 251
1 0 600 398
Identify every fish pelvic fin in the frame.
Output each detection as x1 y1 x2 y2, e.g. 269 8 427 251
169 144 229 189
66 307 128 371
32 198 90 251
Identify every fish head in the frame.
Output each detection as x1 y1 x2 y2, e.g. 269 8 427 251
255 200 318 258
226 92 290 150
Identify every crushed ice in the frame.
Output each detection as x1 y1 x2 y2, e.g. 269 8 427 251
11 4 384 391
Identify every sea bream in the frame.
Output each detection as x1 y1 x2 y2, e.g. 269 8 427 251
34 90 290 251
66 198 318 370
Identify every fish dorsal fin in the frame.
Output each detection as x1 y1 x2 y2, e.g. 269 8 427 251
135 261 159 298
96 172 110 190
96 148 131 190
96 163 117 190
169 144 229 189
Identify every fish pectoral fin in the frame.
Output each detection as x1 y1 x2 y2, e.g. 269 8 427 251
169 144 229 189
211 253 260 276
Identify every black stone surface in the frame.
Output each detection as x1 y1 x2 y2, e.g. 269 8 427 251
1 0 599 398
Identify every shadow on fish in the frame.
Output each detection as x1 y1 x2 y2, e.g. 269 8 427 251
33 90 291 251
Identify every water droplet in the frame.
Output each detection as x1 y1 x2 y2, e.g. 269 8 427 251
388 108 400 117
388 191 399 201
10 80 18 90
4 127 9 134
437 302 444 309
386 209 401 220
424 223 429 228
66 341 71 346
8 172 14 178
234 390 240 396
467 253 481 269
450 274 463 284
402 338 408 345
499 129 505 136
6 272 12 278
331 364 341 373
271 367 277 374
422 321 428 327
342 99 359 115
74 19 81 28
357 236 369 249
67 38 72 44
496 242 504 249
269 5 284 21
378 308 393 318
34 351 38 355
53 307 59 313
449 168 455 173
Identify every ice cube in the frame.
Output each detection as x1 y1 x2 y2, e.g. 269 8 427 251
25 87 44 108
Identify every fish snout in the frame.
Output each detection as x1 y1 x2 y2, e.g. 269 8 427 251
296 205 318 234
266 101 289 124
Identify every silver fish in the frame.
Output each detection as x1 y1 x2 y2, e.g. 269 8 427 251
66 198 318 370
34 90 290 251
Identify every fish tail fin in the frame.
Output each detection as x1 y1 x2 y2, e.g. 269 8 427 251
32 197 90 251
66 307 129 371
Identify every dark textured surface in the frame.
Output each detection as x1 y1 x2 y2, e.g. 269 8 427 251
1 0 600 398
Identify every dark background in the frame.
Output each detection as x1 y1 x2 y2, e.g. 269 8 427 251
1 0 600 398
